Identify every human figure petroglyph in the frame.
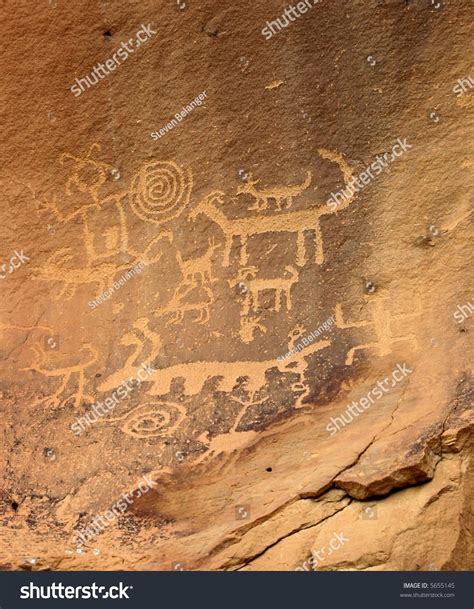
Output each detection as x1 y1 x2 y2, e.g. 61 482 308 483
230 265 299 315
30 147 179 302
283 325 332 406
29 149 173 300
60 143 115 204
189 149 356 267
228 392 270 433
237 171 312 211
21 342 98 409
335 297 421 365
175 238 221 287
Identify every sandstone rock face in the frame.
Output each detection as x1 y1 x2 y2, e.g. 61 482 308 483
0 0 472 571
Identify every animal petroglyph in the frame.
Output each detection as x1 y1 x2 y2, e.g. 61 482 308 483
30 250 148 301
98 318 161 393
230 265 299 315
189 149 355 267
21 342 98 409
30 146 176 300
335 297 421 365
237 171 312 211
176 238 220 286
155 283 214 326
101 401 186 439
146 338 330 398
129 160 193 225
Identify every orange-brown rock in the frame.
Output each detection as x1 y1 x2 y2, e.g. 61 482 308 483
0 0 472 572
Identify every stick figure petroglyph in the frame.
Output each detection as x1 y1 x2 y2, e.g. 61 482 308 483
335 296 422 365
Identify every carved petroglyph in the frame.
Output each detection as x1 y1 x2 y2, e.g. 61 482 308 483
237 171 312 211
60 143 115 204
21 343 98 409
101 401 186 439
30 250 146 301
239 314 267 344
146 338 330 398
335 297 421 365
30 147 177 300
129 160 193 225
230 265 299 315
155 284 214 327
18 144 364 451
229 392 270 433
284 326 332 406
176 238 220 286
189 149 355 267
98 318 161 393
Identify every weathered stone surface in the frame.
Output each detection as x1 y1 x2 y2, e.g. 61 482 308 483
0 0 472 571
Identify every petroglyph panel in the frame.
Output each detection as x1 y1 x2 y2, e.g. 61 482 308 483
2 0 472 573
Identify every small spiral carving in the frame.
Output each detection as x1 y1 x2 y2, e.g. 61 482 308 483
120 402 185 438
129 161 192 225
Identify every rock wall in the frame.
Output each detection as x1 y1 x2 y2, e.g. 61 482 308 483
0 0 472 571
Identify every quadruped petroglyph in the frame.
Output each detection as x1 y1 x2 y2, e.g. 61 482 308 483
11 143 418 459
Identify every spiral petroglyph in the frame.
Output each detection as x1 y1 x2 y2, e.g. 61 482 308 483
118 402 186 438
129 161 192 225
